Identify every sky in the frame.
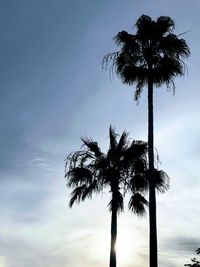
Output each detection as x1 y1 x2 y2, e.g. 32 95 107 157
0 0 200 267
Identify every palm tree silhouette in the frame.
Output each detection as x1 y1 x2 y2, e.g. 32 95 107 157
103 15 190 267
65 126 169 267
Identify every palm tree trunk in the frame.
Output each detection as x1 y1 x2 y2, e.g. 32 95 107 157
148 79 157 267
109 204 117 267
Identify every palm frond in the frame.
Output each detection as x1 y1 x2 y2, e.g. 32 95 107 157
154 169 170 193
136 15 153 38
67 167 92 187
117 130 129 152
135 158 147 173
109 126 118 151
130 173 148 192
102 52 119 80
135 80 145 102
152 56 185 90
81 179 100 201
81 137 102 157
69 185 87 207
128 193 148 216
160 34 190 58
108 190 124 213
114 31 135 47
65 150 94 170
69 179 101 208
124 140 147 162
156 16 175 35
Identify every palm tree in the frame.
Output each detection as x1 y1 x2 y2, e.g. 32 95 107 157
65 126 149 267
103 15 190 267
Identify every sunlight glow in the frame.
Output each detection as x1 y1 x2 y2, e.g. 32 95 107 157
95 228 137 266
116 229 134 265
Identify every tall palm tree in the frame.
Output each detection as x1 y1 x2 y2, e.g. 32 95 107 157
103 15 190 267
65 126 149 267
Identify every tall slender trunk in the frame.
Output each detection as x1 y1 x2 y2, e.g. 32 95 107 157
148 79 157 267
109 203 117 267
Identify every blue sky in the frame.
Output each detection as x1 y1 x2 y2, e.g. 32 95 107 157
0 1 200 267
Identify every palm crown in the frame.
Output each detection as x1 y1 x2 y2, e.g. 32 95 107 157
66 126 149 213
103 15 190 101
65 126 169 213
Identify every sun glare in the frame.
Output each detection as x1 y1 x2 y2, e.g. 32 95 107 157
95 228 135 266
116 229 134 265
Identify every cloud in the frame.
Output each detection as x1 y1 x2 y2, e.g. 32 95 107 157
0 234 70 267
158 236 200 267
163 236 199 254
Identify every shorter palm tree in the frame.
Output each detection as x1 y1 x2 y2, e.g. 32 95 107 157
65 127 169 267
65 126 150 267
